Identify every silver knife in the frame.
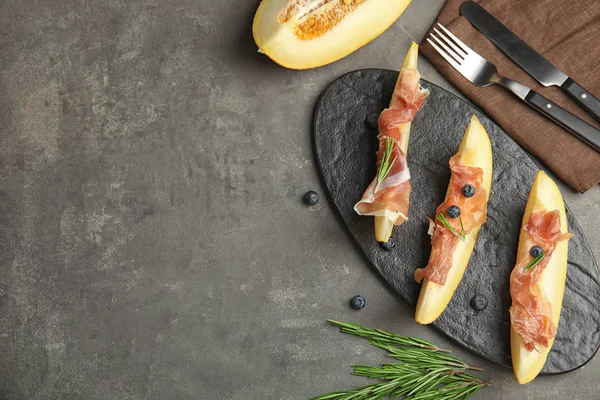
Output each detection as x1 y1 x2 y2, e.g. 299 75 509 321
461 1 600 123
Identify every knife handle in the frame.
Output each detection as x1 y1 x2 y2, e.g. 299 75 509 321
561 78 600 123
525 91 600 153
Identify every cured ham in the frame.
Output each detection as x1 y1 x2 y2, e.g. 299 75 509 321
414 155 487 285
509 210 572 352
354 67 429 224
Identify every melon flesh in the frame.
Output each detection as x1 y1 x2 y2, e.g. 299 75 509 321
253 0 413 69
374 41 418 243
415 115 493 325
511 170 569 384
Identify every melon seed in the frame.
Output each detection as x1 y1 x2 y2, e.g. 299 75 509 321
279 0 368 41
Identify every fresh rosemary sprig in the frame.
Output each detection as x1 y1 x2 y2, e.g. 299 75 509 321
328 320 449 352
375 137 397 191
371 343 482 372
311 320 490 400
524 250 546 271
437 213 466 241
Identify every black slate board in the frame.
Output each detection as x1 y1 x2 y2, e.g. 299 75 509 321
313 69 600 374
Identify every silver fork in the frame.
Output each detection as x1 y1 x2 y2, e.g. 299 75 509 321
428 23 600 153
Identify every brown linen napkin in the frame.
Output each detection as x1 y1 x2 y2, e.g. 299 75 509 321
420 0 600 193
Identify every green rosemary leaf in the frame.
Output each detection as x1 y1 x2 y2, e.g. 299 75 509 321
524 250 546 271
328 320 447 352
310 392 351 400
404 369 447 397
375 137 397 191
437 213 466 242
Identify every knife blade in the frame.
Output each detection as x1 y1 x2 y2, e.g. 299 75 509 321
460 1 600 123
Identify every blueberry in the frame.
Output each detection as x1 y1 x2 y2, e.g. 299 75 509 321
462 184 475 198
447 205 461 219
379 239 395 251
350 295 366 310
530 245 544 258
303 190 320 206
470 295 488 311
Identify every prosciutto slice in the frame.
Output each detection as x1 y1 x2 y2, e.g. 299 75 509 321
414 155 487 285
354 68 429 224
509 210 572 352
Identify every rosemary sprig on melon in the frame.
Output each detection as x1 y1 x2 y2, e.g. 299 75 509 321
374 42 419 243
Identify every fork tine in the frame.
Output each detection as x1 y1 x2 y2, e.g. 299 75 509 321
426 38 461 70
437 23 470 55
433 27 467 58
429 33 462 65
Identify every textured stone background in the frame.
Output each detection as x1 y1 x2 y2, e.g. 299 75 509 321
0 0 598 399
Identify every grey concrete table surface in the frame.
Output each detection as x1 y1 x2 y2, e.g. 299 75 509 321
0 0 598 399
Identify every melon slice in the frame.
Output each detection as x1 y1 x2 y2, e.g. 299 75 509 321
374 41 418 242
415 115 492 325
253 0 413 69
511 171 570 384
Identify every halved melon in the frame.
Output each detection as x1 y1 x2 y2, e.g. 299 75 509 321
253 0 413 69
415 115 493 325
511 171 569 384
